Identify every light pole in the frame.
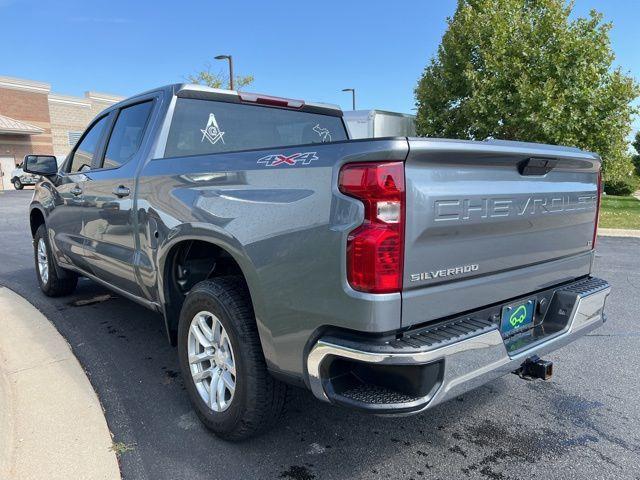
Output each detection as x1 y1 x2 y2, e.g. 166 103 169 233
342 88 356 110
215 55 234 90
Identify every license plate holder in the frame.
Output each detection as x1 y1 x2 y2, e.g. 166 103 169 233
500 299 535 337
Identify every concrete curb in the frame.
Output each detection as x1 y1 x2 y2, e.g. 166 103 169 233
598 228 640 238
0 352 13 480
0 287 121 480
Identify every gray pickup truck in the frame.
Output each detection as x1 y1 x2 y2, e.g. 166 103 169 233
24 84 610 440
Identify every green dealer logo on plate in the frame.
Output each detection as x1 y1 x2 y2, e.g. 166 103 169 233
509 305 528 328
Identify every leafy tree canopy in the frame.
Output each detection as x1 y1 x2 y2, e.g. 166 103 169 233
187 63 254 90
415 0 639 182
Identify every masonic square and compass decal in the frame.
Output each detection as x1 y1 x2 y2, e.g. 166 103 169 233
200 113 225 145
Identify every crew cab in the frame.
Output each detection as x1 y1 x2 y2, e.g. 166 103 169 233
25 84 610 440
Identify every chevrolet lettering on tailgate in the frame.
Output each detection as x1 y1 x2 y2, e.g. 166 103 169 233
433 193 597 223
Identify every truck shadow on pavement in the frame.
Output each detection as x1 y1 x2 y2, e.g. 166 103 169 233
4 272 638 480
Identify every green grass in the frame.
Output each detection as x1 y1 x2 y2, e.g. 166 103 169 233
599 195 640 230
110 441 136 456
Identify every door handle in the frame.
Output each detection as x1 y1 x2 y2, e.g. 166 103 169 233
112 185 130 198
70 185 83 196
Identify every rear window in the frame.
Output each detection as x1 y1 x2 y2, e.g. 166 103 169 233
164 98 347 158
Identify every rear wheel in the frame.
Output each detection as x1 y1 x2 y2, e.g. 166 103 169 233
177 277 288 441
34 224 78 296
13 179 23 190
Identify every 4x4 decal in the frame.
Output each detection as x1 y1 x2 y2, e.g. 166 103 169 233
257 152 318 167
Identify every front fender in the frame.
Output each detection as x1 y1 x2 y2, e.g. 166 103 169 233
28 202 48 231
28 199 75 280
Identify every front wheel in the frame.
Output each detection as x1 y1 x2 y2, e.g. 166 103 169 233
177 277 288 441
34 224 78 296
13 179 23 190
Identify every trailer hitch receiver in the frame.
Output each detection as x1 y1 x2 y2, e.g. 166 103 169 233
513 356 553 380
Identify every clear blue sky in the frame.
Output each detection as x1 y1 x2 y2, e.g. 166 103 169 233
2 0 639 129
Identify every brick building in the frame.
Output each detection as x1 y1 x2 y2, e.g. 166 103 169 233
0 75 122 190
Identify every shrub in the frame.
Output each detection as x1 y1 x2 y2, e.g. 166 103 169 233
633 155 640 176
603 176 638 196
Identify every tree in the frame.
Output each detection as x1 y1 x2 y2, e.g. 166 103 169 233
187 63 254 90
415 0 639 185
633 131 640 176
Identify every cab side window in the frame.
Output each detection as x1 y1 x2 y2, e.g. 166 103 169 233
102 101 154 169
69 115 109 173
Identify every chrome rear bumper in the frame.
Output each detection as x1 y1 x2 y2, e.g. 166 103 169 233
306 277 610 414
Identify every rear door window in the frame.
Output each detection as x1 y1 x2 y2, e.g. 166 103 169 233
164 98 347 158
102 101 154 169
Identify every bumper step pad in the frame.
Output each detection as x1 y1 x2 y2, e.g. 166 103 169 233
388 317 496 351
558 276 609 296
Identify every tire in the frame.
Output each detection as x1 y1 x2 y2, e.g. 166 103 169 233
13 179 23 190
34 224 78 296
177 277 288 441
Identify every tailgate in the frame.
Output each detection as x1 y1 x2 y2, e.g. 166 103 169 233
402 138 600 327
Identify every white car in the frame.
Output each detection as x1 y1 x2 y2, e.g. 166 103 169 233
12 161 51 189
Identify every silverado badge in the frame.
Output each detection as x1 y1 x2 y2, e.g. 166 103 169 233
410 264 479 282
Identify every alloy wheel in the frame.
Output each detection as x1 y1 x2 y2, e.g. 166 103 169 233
187 311 237 412
37 238 49 284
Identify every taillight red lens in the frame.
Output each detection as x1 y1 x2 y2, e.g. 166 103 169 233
593 171 602 249
339 162 405 293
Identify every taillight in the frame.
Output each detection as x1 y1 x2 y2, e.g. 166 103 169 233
339 162 405 293
592 170 602 249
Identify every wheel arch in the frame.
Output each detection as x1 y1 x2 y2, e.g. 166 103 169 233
156 228 265 349
29 205 47 237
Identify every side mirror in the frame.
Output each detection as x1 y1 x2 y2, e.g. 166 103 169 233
23 155 58 177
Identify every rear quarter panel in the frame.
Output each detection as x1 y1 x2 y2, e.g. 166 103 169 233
137 138 408 377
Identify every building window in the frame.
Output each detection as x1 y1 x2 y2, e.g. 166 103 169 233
68 131 83 147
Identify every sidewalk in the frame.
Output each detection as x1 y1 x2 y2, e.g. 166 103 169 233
0 287 121 480
598 228 640 238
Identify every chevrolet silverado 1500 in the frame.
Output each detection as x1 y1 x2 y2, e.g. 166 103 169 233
24 84 610 440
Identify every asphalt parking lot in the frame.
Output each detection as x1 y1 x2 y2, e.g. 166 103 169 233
0 189 639 480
